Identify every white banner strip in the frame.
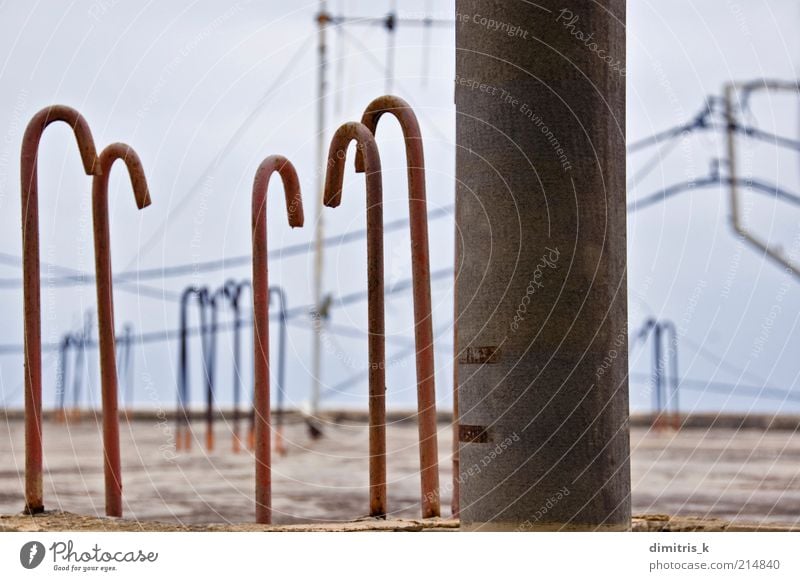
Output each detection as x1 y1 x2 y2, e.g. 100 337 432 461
1 532 798 579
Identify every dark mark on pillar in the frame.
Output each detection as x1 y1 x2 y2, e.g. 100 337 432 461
459 424 491 443
459 345 500 365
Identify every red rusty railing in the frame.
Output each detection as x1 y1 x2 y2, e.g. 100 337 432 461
92 143 152 517
355 95 440 518
324 121 387 518
251 155 304 524
21 105 100 514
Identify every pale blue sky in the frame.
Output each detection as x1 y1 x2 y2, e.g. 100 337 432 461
0 0 798 415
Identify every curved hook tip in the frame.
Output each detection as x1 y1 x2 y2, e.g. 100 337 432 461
136 189 152 210
324 121 381 209
252 154 305 231
354 151 366 174
322 191 342 209
98 142 151 210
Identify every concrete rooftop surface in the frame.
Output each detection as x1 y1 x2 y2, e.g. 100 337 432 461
1 415 799 529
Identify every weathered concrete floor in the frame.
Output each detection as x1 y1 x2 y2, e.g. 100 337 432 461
2 511 797 532
631 426 800 526
0 512 800 532
0 418 798 528
0 511 460 532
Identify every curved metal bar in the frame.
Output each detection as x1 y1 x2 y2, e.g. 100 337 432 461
71 321 89 417
177 286 207 451
659 321 680 430
55 333 78 421
55 336 70 415
91 142 151 517
355 95 440 518
21 105 99 514
76 312 95 419
653 322 664 426
324 122 387 518
634 317 660 426
222 279 252 453
251 154 303 524
203 286 226 452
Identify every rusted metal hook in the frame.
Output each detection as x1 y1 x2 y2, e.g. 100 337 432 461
251 155 303 524
92 142 151 517
21 105 99 514
175 286 213 450
203 286 227 452
54 333 79 423
176 285 224 453
324 122 387 518
355 95 440 518
644 319 680 431
659 320 680 430
177 286 205 451
70 313 94 422
220 279 252 453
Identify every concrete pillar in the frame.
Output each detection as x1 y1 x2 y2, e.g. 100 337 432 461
455 0 630 530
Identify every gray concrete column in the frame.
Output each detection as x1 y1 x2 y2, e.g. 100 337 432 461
455 0 630 530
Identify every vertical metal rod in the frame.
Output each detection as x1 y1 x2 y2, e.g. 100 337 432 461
670 327 680 428
20 105 98 514
725 84 741 232
204 288 223 452
270 287 288 456
311 1 330 420
92 142 151 517
661 320 680 429
324 122 386 517
251 155 304 524
653 322 663 429
126 331 134 409
224 280 250 453
636 318 658 429
356 95 440 517
177 287 205 451
420 0 432 88
82 311 95 413
333 0 346 115
72 325 86 415
384 5 397 94
232 285 243 453
55 335 72 421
